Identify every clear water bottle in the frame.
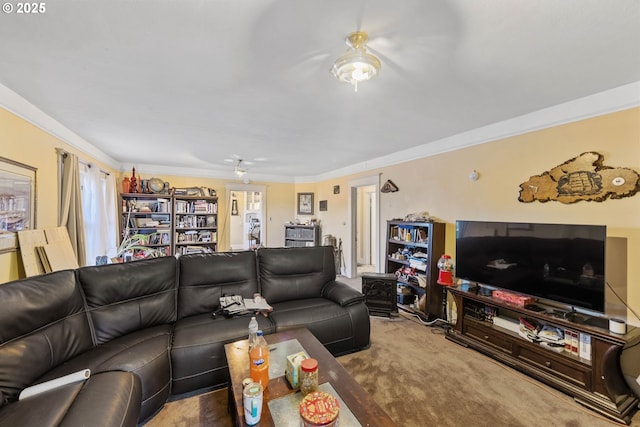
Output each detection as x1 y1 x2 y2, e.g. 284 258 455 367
248 316 259 352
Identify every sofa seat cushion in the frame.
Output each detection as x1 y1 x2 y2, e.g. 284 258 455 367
0 371 141 427
171 313 275 395
269 298 367 354
37 325 171 423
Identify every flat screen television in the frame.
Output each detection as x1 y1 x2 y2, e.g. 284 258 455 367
455 220 606 314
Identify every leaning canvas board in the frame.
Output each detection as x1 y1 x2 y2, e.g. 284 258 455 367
41 244 78 272
43 227 79 270
17 229 47 277
18 227 79 277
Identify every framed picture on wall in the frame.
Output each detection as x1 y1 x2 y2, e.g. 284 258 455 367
0 157 37 253
297 192 314 215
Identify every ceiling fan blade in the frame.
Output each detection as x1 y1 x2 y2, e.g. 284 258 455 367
354 0 368 31
367 45 412 81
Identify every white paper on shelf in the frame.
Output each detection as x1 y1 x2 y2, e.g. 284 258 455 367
19 369 91 400
579 333 592 361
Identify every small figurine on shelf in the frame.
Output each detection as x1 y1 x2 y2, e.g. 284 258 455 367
129 167 138 193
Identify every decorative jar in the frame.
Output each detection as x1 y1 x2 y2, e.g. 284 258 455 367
299 391 340 427
300 358 318 396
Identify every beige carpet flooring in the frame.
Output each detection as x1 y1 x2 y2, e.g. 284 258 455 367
144 315 638 426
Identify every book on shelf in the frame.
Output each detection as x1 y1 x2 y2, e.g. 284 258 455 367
176 214 215 228
579 333 592 360
175 230 217 244
156 198 170 213
175 200 217 214
179 245 215 255
519 317 542 334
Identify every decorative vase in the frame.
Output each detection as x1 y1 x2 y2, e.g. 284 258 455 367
122 177 130 194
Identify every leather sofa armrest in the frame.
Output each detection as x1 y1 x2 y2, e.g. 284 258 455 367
322 280 364 307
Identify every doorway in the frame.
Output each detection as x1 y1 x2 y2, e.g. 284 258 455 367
225 184 266 251
356 185 376 275
347 175 380 278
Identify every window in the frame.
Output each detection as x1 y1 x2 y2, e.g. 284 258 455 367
79 163 117 264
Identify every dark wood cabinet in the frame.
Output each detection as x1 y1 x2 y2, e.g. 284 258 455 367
447 285 640 424
385 220 446 320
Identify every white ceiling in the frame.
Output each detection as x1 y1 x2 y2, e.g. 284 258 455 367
1 0 639 182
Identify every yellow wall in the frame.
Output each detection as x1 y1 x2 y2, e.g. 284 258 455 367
2 106 639 325
312 107 640 325
0 107 295 282
125 173 294 250
0 108 117 281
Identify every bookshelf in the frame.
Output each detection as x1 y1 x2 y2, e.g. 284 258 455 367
385 220 446 320
119 193 218 259
284 224 320 247
173 195 218 255
119 193 173 259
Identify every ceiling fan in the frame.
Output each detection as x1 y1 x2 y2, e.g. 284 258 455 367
233 160 247 177
223 154 268 177
331 30 381 91
251 0 458 89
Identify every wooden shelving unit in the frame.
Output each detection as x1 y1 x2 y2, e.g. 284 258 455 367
173 195 218 255
119 193 173 259
119 192 218 259
385 220 446 320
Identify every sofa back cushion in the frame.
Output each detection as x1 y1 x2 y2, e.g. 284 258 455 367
258 246 336 304
0 270 93 406
177 251 259 318
78 256 178 345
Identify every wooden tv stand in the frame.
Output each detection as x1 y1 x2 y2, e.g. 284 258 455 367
446 285 640 424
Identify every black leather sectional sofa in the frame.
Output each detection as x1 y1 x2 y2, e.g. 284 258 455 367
0 246 370 426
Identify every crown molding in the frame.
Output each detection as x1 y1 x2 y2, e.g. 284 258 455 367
299 81 640 183
0 83 121 169
2 81 638 184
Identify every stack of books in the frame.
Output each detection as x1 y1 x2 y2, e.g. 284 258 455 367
518 317 565 351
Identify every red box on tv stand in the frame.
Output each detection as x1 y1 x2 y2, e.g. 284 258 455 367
492 290 535 307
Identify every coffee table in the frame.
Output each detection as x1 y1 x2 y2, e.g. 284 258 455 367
224 327 396 426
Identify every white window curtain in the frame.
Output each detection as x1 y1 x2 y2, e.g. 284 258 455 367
79 163 118 265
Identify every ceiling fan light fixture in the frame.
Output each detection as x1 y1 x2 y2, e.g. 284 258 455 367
331 31 381 92
234 160 247 177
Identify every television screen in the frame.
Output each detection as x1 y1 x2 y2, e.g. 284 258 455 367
456 220 606 313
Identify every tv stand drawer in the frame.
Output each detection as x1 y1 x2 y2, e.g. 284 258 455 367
464 319 513 353
516 346 591 389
